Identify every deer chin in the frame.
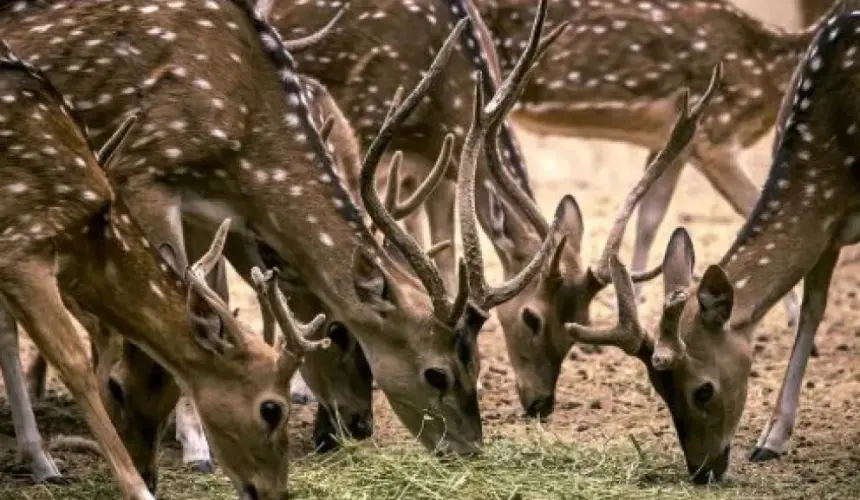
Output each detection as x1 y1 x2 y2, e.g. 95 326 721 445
686 446 731 485
387 398 482 457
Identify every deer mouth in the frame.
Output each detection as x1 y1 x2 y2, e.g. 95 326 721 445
687 446 731 485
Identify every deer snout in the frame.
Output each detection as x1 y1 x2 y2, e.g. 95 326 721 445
687 445 731 485
523 394 555 420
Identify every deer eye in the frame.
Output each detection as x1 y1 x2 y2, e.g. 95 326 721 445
423 368 449 393
259 400 284 430
521 307 542 335
693 382 714 407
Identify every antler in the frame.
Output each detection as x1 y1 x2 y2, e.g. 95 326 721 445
564 64 723 355
359 18 468 320
277 4 348 53
382 134 454 219
97 112 140 169
184 218 248 350
458 72 568 312
480 0 569 240
250 267 330 356
455 0 570 312
651 289 689 371
565 255 646 355
589 63 723 287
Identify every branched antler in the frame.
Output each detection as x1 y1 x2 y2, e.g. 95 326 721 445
590 63 723 287
382 134 454 219
565 255 646 355
481 0 569 239
250 266 329 356
359 18 468 320
564 63 723 355
184 218 248 350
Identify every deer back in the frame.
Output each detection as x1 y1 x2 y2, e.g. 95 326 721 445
479 0 813 147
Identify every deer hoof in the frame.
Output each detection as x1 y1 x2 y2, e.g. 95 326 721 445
188 460 214 474
748 447 781 463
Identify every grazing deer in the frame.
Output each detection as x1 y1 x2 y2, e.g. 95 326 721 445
566 3 860 481
3 0 564 469
0 39 337 500
460 0 848 412
266 0 651 420
26 72 382 457
800 0 835 25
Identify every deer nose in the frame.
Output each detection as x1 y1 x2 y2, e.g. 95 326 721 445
141 470 157 495
687 446 731 484
524 395 555 420
348 411 373 440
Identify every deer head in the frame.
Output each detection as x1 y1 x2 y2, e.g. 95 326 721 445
0 39 332 498
566 4 860 483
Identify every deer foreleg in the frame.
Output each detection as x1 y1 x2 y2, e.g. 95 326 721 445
2 261 152 499
749 247 838 462
0 301 61 483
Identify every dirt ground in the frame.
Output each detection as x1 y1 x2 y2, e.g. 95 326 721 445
4 1 860 498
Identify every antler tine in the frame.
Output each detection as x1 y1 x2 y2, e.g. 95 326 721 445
184 218 247 348
389 133 454 219
651 289 689 371
457 74 568 312
565 255 647 355
591 67 722 286
545 235 568 280
359 18 468 319
281 4 348 52
426 240 452 260
481 0 569 240
97 111 140 169
250 267 330 355
190 218 232 277
447 259 471 325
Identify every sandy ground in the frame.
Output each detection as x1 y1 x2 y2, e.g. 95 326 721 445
4 0 860 498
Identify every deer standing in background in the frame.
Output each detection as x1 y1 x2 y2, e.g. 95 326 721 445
0 40 334 500
3 0 567 485
566 2 860 481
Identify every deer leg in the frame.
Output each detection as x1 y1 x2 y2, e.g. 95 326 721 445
749 247 838 462
1 261 152 499
25 351 47 400
0 301 62 483
694 150 802 328
631 150 684 300
122 188 213 473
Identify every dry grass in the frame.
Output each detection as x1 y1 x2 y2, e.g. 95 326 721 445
3 429 779 500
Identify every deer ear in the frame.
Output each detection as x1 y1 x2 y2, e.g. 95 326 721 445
352 250 396 313
662 227 695 295
697 265 734 329
556 195 584 252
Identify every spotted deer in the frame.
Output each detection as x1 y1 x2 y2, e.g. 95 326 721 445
457 0 849 411
565 3 860 481
0 38 339 500
266 0 652 420
26 72 384 458
4 0 566 473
